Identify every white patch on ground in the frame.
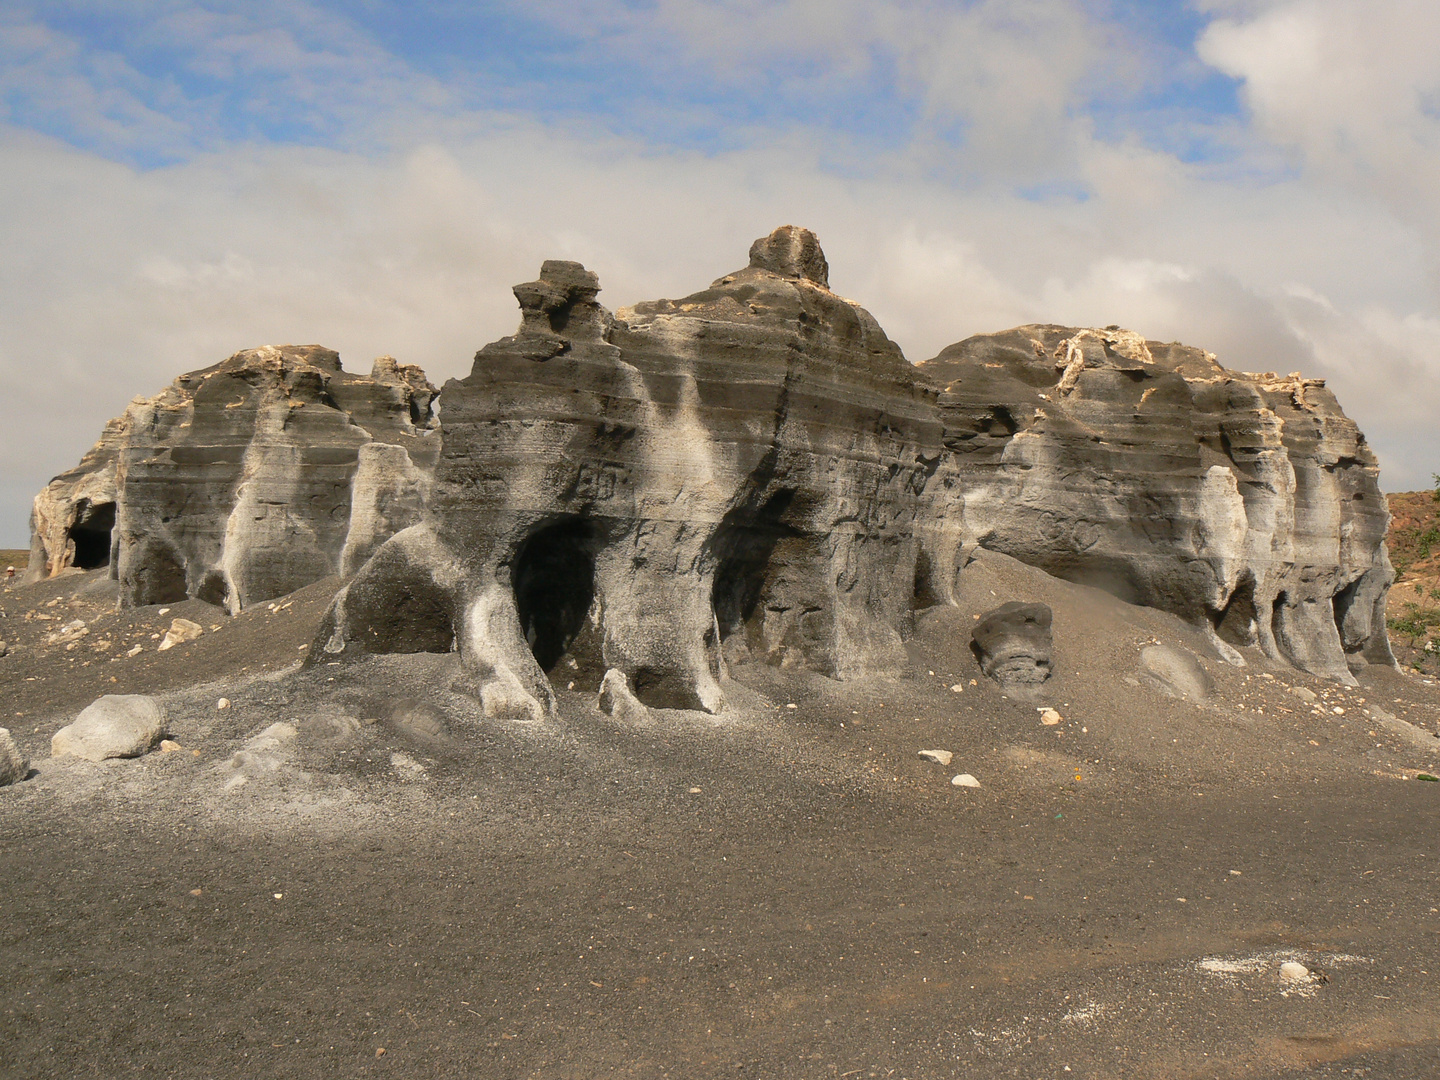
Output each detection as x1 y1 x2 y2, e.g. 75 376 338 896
1059 1002 1109 1026
1195 948 1372 998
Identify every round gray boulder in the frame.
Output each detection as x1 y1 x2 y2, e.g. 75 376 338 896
51 695 167 762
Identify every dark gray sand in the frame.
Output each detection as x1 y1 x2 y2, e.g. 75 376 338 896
3 553 1438 1078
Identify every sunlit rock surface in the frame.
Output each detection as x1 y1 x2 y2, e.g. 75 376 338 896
916 325 1394 684
29 346 438 612
321 229 943 719
33 228 1395 710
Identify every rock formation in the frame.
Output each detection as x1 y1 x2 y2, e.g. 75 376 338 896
32 227 1396 709
916 325 1394 684
971 602 1054 694
28 346 438 612
320 229 942 720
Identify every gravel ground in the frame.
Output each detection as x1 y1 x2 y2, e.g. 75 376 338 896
2 555 1439 1079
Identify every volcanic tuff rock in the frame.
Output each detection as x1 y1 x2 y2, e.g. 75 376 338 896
28 347 438 612
32 227 1396 713
320 227 940 720
917 325 1394 684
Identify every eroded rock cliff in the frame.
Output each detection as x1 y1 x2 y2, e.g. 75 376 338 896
29 346 438 612
915 325 1394 684
320 228 943 720
32 227 1395 706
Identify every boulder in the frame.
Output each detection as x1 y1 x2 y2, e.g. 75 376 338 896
972 602 1053 692
157 617 203 651
388 699 450 744
1138 644 1213 702
51 695 166 762
0 728 29 785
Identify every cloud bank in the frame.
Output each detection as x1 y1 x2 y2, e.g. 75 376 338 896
1 0 1438 546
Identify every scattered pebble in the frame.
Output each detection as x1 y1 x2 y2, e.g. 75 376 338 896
1039 708 1062 726
125 644 143 657
159 739 184 752
952 773 981 788
918 749 953 766
688 787 702 794
1279 961 1310 981
950 684 964 693
785 703 797 709
188 889 202 897
216 698 230 710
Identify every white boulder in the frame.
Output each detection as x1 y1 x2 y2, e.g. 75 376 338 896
51 695 166 762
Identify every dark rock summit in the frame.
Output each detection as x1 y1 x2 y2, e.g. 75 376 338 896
30 227 1396 711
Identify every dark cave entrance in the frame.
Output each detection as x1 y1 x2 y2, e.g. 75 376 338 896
68 499 116 570
512 518 597 674
709 491 798 646
1270 590 1292 662
1213 572 1258 647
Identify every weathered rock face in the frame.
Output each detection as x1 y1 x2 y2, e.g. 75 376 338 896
29 347 438 612
320 228 943 719
915 325 1394 684
34 227 1396 704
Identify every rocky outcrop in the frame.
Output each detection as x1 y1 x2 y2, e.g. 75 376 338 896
35 227 1395 705
51 694 167 762
28 347 438 612
319 228 942 720
915 325 1394 684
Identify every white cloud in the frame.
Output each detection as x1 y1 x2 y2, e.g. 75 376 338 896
1199 0 1440 239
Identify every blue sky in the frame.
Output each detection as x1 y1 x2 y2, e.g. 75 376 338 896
3 0 1440 544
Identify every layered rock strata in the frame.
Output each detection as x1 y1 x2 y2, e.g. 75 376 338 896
916 326 1394 684
320 228 943 720
34 227 1396 710
29 347 437 612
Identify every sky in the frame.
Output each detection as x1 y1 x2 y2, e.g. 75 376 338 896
2 0 1439 546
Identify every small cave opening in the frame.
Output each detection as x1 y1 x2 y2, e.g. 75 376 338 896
68 499 116 570
1213 572 1258 647
1331 576 1364 653
512 518 597 674
709 491 798 648
912 548 941 612
1270 590 1292 662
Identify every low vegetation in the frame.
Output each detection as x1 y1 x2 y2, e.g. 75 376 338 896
1386 476 1440 675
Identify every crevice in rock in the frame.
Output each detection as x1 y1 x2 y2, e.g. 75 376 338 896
1213 571 1258 647
512 518 597 674
709 490 798 652
1270 590 1292 663
912 547 941 612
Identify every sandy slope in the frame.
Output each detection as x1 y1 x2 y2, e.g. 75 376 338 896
2 553 1439 1078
